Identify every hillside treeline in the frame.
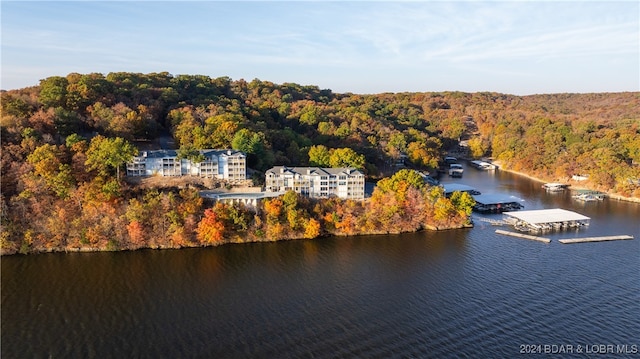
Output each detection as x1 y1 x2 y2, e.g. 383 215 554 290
3 72 639 188
1 72 639 254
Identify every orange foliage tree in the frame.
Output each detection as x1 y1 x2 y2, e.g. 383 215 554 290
196 208 225 245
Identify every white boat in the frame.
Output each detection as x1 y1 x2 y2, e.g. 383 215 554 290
543 183 568 192
572 190 606 201
449 163 464 177
573 193 604 202
470 160 497 171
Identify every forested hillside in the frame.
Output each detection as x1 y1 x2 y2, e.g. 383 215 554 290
1 72 639 254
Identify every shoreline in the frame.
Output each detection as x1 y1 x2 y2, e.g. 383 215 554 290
1 222 473 256
492 161 640 204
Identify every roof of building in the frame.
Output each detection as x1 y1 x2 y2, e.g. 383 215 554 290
503 208 590 224
266 166 364 176
138 149 245 159
200 191 282 200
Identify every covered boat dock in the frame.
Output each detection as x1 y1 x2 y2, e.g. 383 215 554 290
442 183 481 197
503 208 590 232
473 194 524 213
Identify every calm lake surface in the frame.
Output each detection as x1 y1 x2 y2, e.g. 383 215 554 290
3 165 639 358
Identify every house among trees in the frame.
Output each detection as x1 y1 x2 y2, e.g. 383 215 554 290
126 149 246 181
265 166 365 199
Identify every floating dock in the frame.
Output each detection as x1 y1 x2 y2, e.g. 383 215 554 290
495 229 551 243
503 208 590 232
558 235 634 244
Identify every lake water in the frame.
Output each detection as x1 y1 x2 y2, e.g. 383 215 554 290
2 165 639 358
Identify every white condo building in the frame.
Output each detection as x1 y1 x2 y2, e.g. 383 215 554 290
265 166 365 199
126 149 246 182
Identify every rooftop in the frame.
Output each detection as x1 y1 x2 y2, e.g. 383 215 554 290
139 149 245 159
442 183 477 194
266 166 364 176
503 208 590 224
473 194 523 205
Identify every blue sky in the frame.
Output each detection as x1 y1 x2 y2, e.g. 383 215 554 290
1 1 638 95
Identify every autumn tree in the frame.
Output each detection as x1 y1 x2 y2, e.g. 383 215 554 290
196 208 225 244
25 144 74 198
467 137 488 158
85 135 137 180
407 141 439 168
303 218 321 239
308 145 331 167
449 191 476 218
328 148 365 169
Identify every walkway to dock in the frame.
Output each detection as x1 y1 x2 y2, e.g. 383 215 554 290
495 229 551 243
558 235 634 244
496 230 633 244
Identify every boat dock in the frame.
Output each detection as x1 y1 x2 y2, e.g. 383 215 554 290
503 208 590 232
442 183 481 197
558 235 634 244
495 229 551 243
572 189 606 202
473 194 524 213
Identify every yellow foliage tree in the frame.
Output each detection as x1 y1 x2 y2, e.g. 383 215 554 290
303 218 321 239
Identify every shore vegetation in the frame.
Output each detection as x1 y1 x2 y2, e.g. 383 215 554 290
2 73 638 254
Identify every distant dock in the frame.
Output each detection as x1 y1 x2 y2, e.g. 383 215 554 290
495 229 551 243
558 235 634 244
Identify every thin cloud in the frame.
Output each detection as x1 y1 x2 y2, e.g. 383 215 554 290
1 1 638 94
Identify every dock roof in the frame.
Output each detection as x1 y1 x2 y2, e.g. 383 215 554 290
473 194 522 205
442 183 477 194
503 208 590 224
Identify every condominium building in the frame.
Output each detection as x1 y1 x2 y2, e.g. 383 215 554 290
265 166 365 199
126 149 246 181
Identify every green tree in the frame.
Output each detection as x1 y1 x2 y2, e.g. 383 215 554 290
39 76 69 108
232 128 264 154
299 104 322 126
308 145 331 167
376 169 425 194
177 145 205 163
328 148 365 169
449 191 476 217
53 107 82 136
85 136 137 180
65 133 86 148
